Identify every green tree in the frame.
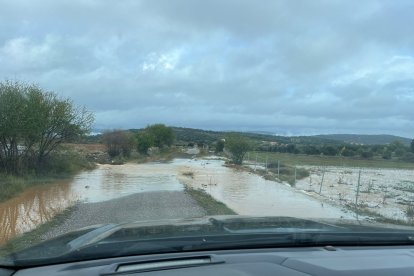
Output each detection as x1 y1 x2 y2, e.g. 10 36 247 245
225 133 252 165
215 140 225 153
145 124 175 147
103 131 135 158
382 148 392 159
411 139 414 153
341 147 356 157
361 150 374 159
136 132 154 155
303 145 320 155
0 81 94 174
321 145 338 156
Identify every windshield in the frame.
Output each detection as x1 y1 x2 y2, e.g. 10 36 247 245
1 0 414 267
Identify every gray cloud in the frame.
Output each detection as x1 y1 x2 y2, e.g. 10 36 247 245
1 0 414 137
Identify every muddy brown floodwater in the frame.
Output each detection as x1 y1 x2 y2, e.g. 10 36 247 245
178 159 353 219
0 162 185 244
1 158 357 245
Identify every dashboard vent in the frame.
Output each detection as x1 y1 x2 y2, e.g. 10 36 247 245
115 256 218 273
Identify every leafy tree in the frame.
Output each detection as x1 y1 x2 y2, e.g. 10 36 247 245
145 124 175 147
225 134 252 165
103 131 135 158
411 139 414 153
136 132 154 155
303 145 320 155
389 140 405 152
285 143 296 154
395 147 407 157
341 147 356 157
401 152 414 163
215 140 225 153
0 81 93 174
321 145 338 156
361 150 374 159
382 148 392 159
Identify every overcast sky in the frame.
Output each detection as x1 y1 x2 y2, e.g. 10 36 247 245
1 0 414 137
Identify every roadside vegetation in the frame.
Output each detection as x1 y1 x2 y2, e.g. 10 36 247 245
0 81 95 202
101 124 177 164
185 187 236 215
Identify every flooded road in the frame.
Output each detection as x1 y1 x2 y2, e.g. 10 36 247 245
1 158 353 244
0 162 185 244
179 159 352 219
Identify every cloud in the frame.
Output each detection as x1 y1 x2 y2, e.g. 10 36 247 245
1 0 414 137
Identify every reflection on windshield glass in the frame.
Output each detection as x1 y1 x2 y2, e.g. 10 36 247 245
1 0 414 267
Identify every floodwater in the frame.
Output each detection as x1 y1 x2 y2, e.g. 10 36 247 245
0 162 184 244
1 158 352 244
178 159 352 219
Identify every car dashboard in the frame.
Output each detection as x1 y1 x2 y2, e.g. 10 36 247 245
3 245 414 276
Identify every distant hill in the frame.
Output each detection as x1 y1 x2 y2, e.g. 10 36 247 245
169 127 341 146
87 127 410 147
315 134 412 146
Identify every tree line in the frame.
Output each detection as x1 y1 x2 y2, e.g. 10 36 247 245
256 140 414 162
0 81 94 175
102 124 175 158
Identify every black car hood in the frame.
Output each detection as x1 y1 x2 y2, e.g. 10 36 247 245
2 216 414 267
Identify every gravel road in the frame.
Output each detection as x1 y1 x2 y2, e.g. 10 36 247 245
42 191 206 239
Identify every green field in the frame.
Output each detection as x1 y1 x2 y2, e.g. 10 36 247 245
246 151 414 169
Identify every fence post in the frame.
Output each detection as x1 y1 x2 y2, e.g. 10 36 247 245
254 152 258 171
319 167 325 194
294 166 297 186
355 168 362 207
277 160 280 177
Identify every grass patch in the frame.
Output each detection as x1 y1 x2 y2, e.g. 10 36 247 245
248 151 414 169
345 204 414 226
0 207 74 256
185 187 237 215
182 171 194 178
0 150 95 203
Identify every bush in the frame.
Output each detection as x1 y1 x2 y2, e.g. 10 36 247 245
321 145 338 156
400 152 414 163
406 205 414 220
41 150 94 175
361 151 374 159
382 150 392 160
215 140 225 153
225 134 252 165
103 130 136 158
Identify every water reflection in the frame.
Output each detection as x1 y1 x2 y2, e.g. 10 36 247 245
70 163 184 203
0 181 76 244
1 159 355 245
0 162 185 244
